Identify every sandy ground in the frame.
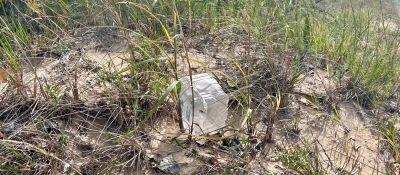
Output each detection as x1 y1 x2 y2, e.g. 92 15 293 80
0 27 394 174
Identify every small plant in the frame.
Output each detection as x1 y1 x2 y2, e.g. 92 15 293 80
283 117 302 140
45 85 63 105
380 119 400 164
278 140 326 175
59 133 68 146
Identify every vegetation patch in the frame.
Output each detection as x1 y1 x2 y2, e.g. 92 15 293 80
1 0 400 174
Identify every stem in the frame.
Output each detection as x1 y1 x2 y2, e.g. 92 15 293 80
172 0 195 137
173 8 185 133
244 9 252 134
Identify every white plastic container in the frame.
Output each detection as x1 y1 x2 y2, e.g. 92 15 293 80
179 73 229 135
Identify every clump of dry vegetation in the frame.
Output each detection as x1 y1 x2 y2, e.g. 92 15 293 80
1 0 400 174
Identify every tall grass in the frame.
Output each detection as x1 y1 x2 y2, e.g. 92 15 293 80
1 0 400 174
308 1 400 109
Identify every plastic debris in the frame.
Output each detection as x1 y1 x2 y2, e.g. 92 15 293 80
157 155 180 175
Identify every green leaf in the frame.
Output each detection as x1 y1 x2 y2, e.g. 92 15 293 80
170 137 189 149
176 81 182 95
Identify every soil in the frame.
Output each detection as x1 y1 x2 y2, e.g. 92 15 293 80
0 26 398 174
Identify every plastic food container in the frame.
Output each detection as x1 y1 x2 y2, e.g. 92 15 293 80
179 73 229 134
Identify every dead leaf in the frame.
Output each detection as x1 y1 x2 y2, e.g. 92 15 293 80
0 68 10 83
0 66 30 83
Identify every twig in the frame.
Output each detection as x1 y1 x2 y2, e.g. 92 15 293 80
311 4 334 18
152 162 188 168
316 139 335 171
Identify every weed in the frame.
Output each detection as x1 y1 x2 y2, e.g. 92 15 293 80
374 118 400 173
278 140 327 175
44 85 63 105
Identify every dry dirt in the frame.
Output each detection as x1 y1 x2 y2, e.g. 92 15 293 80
0 27 397 175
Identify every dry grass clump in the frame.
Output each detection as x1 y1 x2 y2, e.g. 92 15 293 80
0 95 166 174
